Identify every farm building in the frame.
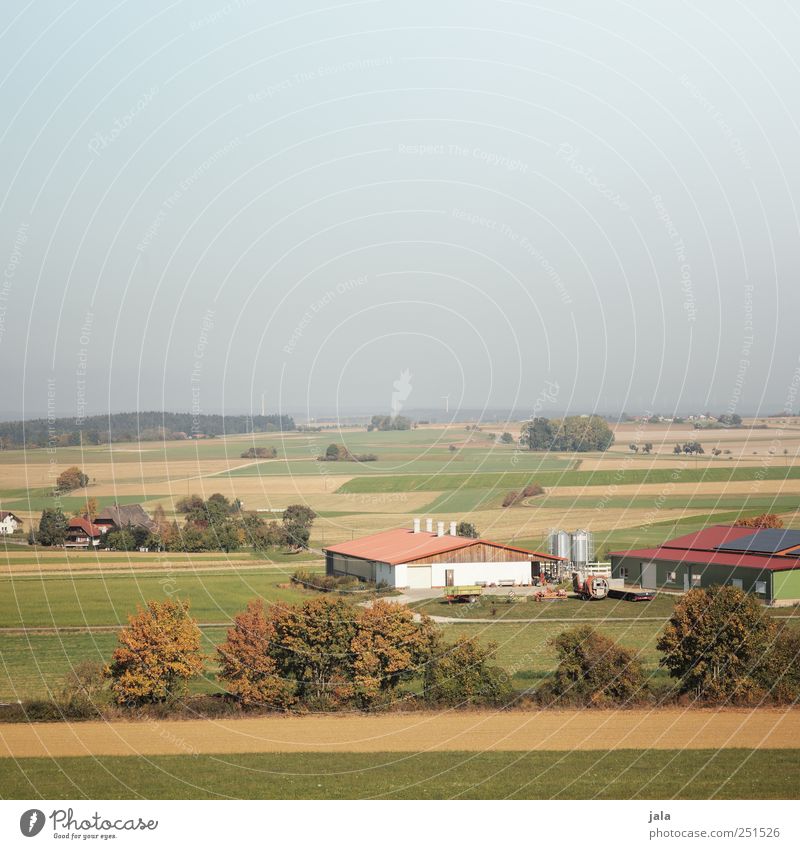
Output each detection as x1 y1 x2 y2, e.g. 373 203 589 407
323 519 563 589
64 517 103 549
610 525 800 605
95 503 156 534
0 511 22 535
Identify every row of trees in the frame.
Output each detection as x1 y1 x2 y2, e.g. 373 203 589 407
47 584 800 716
0 412 296 449
106 597 509 710
31 496 317 553
522 416 614 452
542 585 800 706
368 415 412 431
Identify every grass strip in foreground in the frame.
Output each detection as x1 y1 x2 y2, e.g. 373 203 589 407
0 749 796 799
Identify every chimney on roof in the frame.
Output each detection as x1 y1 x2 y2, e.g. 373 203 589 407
426 518 433 533
450 521 457 536
437 521 445 537
413 518 420 534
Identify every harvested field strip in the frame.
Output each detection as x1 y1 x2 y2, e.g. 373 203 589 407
1 749 796 799
337 465 800 493
1 710 797 758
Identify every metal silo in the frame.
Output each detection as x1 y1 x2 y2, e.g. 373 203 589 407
548 529 571 561
570 529 595 567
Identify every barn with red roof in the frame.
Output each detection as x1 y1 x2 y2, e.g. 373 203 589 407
324 518 563 589
610 524 800 605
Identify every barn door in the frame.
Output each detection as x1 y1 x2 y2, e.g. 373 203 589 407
641 561 657 589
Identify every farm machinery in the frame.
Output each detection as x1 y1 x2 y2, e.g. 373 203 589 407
572 570 609 600
443 585 482 603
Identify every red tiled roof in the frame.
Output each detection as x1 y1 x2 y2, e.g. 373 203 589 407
610 525 800 572
67 517 102 536
324 528 561 566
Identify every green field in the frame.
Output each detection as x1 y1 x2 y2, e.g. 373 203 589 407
0 749 795 799
0 570 316 629
337 465 800 493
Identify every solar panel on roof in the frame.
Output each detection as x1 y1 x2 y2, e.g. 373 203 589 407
714 528 800 554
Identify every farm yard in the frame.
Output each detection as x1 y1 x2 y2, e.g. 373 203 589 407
1 416 800 799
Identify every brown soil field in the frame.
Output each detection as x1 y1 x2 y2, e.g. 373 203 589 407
1 709 797 758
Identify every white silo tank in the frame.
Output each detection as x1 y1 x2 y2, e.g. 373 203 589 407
571 530 592 567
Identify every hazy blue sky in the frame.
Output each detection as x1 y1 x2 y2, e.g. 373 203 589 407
1 1 799 421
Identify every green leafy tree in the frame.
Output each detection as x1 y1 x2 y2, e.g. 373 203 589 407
36 508 68 546
282 504 316 549
424 636 512 706
456 521 479 538
500 432 514 444
269 596 358 707
106 600 204 705
105 529 136 551
656 585 775 702
541 625 647 706
522 417 555 450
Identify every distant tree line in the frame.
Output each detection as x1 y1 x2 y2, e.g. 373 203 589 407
368 415 412 431
0 412 295 449
521 416 614 452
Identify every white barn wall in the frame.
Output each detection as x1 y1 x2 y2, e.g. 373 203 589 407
395 560 532 588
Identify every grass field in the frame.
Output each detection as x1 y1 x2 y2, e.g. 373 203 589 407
0 749 795 799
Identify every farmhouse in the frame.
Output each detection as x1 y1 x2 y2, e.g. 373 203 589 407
610 524 800 605
64 517 103 549
95 503 156 534
0 510 22 535
323 519 563 589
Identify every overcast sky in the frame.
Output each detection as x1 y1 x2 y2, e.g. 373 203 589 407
1 1 799 422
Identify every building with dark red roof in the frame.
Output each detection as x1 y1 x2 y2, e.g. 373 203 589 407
324 518 563 589
64 517 103 549
610 524 800 605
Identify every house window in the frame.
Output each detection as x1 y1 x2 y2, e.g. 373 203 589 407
755 580 767 595
667 571 677 583
619 566 628 580
691 573 702 587
731 578 743 589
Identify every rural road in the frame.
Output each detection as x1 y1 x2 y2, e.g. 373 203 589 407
1 709 798 758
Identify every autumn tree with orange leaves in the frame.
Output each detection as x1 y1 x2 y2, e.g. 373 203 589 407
217 599 295 708
106 600 204 705
351 599 438 707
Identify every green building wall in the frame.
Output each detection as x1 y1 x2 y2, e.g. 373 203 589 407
610 555 784 603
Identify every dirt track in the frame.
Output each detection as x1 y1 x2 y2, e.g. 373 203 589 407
1 709 798 758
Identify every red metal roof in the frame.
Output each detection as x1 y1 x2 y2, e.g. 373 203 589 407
658 525 755 552
610 525 800 572
324 528 561 566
